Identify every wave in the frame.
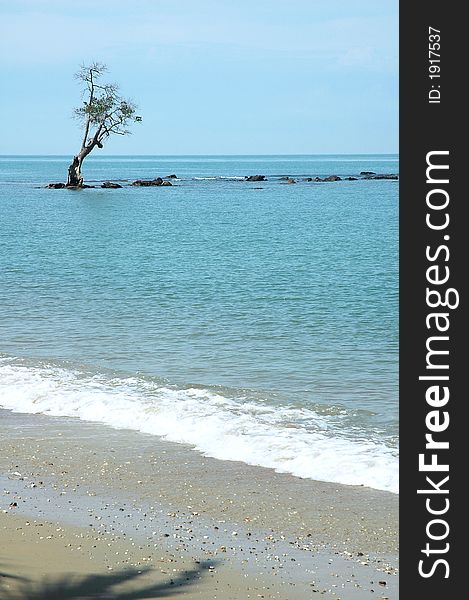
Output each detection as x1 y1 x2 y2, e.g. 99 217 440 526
191 176 246 181
0 357 398 493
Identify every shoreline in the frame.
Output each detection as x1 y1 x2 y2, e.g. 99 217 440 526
0 357 398 495
1 408 398 598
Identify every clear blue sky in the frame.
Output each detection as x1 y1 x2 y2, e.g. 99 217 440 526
0 0 398 155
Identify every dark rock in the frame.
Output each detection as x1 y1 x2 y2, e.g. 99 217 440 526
132 177 169 187
245 175 266 182
345 177 358 181
366 174 399 180
101 181 122 189
66 184 95 189
253 187 264 189
278 176 291 181
360 171 376 175
285 178 296 184
311 175 341 182
47 182 66 188
165 174 178 179
304 177 313 182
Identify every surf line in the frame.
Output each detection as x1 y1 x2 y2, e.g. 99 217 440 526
416 150 459 580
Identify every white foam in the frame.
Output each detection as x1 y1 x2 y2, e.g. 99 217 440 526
0 359 398 493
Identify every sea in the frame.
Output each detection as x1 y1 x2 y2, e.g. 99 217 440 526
0 155 399 493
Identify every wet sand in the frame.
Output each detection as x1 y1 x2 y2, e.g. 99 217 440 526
0 409 398 599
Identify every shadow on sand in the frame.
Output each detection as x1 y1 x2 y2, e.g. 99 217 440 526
0 561 216 599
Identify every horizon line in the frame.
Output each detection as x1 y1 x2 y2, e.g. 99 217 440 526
1 152 399 157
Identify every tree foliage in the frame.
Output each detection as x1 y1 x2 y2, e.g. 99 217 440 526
74 62 141 149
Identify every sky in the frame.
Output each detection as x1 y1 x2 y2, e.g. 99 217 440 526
0 0 398 155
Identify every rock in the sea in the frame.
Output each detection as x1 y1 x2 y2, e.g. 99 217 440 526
101 181 122 188
132 177 172 187
245 175 266 181
360 171 376 175
365 174 399 180
304 177 313 182
48 182 95 188
132 178 158 186
285 178 296 184
165 174 178 179
310 175 342 182
345 177 358 181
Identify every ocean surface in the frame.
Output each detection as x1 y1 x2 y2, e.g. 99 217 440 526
0 155 398 493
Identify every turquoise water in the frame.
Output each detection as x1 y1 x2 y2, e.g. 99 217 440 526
0 155 398 492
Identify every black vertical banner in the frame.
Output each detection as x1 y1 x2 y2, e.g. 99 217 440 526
400 2 464 598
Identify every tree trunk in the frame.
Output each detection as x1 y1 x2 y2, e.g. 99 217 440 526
66 154 84 187
67 131 101 187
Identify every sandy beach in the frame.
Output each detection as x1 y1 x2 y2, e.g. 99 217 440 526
1 1 401 596
0 409 397 599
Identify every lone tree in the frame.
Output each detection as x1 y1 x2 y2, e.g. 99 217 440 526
67 62 141 187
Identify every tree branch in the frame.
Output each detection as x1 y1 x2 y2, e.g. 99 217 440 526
81 68 95 150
